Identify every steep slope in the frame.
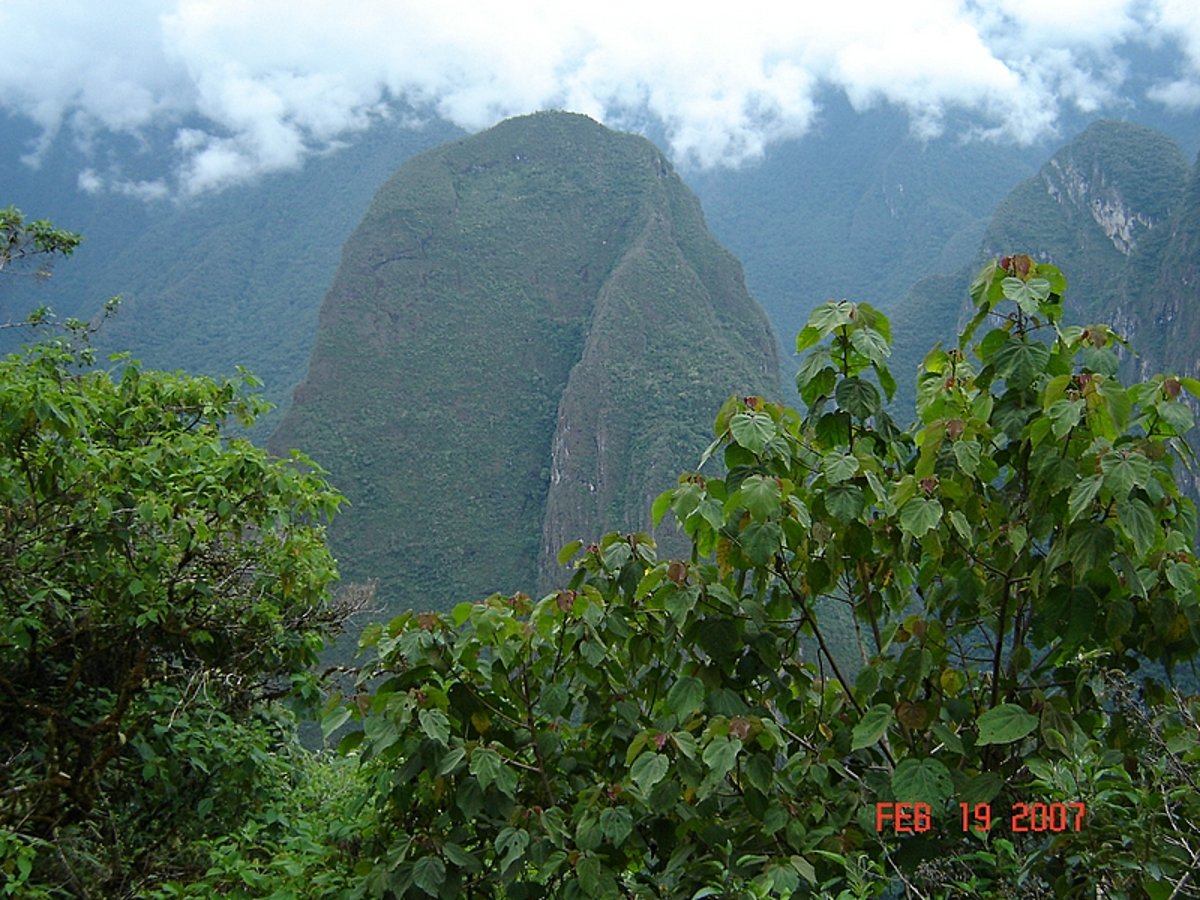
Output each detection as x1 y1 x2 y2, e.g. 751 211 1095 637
687 93 1049 366
0 114 463 437
888 121 1192 419
270 112 779 611
1117 149 1200 378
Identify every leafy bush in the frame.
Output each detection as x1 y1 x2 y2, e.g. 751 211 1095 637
0 338 350 895
337 256 1200 898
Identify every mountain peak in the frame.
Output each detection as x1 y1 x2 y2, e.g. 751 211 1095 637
1040 120 1188 257
270 112 779 610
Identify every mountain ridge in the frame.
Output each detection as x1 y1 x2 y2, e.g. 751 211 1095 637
270 111 780 611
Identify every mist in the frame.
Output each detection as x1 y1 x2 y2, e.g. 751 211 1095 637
2 0 1198 197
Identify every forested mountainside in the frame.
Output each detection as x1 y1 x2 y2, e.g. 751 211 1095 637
888 120 1195 419
0 113 464 436
269 111 779 611
687 93 1051 361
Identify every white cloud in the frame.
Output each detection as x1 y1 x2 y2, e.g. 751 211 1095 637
1148 0 1200 109
1 0 1197 196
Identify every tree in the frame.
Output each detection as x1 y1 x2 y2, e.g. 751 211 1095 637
1 205 118 345
0 338 356 896
337 256 1200 898
0 206 81 280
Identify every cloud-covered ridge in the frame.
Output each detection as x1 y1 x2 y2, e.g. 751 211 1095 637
3 0 1199 197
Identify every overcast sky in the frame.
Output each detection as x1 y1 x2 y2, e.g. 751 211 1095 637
2 0 1198 198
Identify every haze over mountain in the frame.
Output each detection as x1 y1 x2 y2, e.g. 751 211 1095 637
4 2 1200 198
6 6 1200 619
888 120 1199 436
269 111 779 608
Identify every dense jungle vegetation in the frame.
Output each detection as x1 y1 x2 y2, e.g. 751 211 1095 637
2 208 1199 898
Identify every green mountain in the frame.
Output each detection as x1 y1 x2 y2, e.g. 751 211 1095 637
269 111 780 611
0 113 463 437
888 120 1193 419
687 94 1050 364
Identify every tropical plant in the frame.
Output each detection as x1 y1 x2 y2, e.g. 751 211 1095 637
0 337 354 896
337 255 1200 898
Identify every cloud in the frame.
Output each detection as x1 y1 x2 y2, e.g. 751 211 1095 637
1147 0 1200 109
2 0 1198 196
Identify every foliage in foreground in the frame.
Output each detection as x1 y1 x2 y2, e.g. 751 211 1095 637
335 256 1200 898
3 239 1199 899
0 336 353 896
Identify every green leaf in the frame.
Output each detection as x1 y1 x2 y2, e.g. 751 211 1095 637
418 708 450 746
1179 376 1200 399
1118 497 1157 556
807 300 856 333
1105 597 1135 640
439 747 466 775
541 683 569 718
1001 276 1051 315
730 412 774 455
496 827 530 873
576 815 602 853
630 752 670 792
795 349 834 396
959 771 1004 805
321 704 351 740
693 496 725 530
1080 346 1119 376
899 498 942 538
1167 560 1197 595
835 376 881 418
992 338 1051 390
1101 452 1151 499
469 747 504 791
976 703 1039 746
822 450 859 484
651 491 674 527
745 753 774 793
599 807 633 844
443 842 480 872
702 735 742 778
795 325 823 353
736 475 781 520
891 758 954 806
851 704 894 750
824 485 865 522
1008 523 1027 556
1067 474 1103 522
952 439 981 475
667 677 706 718
799 366 837 407
557 538 584 565
1047 398 1084 438
576 855 603 896
1156 399 1194 434
875 363 897 401
412 855 446 897
740 521 782 564
850 328 890 366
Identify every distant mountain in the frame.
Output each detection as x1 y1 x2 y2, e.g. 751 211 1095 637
1113 146 1200 376
687 93 1052 365
888 120 1194 419
269 111 780 611
0 113 464 436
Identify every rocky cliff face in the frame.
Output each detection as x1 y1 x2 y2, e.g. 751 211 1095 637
1043 155 1156 256
984 121 1188 315
1113 150 1200 503
270 112 779 611
887 121 1193 419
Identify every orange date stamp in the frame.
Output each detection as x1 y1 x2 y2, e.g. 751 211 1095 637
874 801 1087 834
